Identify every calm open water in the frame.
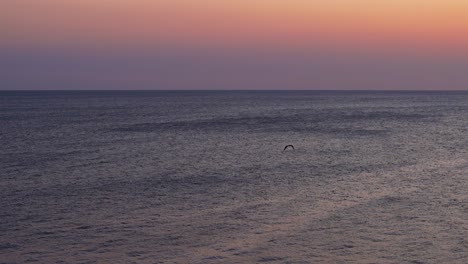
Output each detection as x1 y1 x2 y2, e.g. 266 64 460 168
2 91 468 263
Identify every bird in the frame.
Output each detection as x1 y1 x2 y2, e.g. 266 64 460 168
283 145 295 151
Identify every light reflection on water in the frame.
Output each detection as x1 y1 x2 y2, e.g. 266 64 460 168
1 91 468 263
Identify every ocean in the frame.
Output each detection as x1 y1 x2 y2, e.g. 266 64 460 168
2 91 468 263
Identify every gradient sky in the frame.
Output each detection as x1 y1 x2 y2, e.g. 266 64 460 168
2 0 468 90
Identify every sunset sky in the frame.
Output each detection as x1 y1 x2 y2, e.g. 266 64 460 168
2 0 468 90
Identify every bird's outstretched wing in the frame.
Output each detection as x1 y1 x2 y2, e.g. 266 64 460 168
283 145 295 151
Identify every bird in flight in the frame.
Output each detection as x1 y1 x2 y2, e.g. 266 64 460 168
283 145 295 151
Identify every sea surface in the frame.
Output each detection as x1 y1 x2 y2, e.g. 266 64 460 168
2 91 468 264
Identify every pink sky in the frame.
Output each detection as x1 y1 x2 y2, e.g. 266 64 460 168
2 0 468 90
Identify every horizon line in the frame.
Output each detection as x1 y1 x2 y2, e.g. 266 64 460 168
2 89 468 92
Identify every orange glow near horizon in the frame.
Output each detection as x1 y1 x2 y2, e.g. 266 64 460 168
1 0 468 54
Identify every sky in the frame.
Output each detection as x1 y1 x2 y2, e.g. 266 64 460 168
1 0 468 90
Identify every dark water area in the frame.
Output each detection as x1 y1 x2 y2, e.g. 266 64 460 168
2 90 468 263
